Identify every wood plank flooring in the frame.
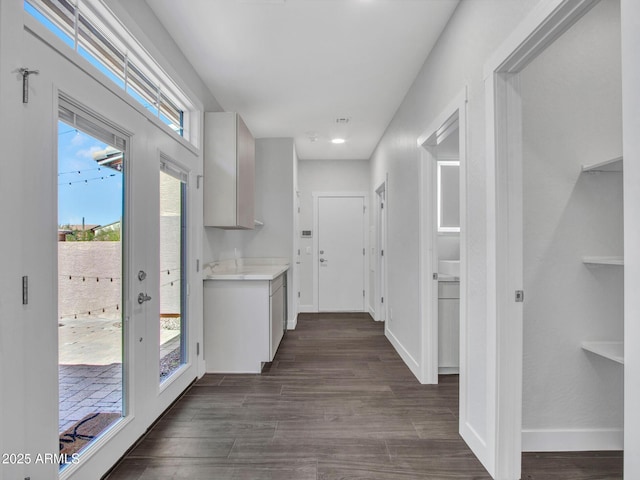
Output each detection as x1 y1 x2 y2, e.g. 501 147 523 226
106 313 622 480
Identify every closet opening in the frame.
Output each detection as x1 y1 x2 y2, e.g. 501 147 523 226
486 0 623 476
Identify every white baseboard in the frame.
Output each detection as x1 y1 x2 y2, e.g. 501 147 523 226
522 428 623 452
438 366 459 375
369 305 376 318
287 316 298 330
298 304 316 313
385 326 421 382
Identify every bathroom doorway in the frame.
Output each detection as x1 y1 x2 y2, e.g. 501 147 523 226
418 90 467 389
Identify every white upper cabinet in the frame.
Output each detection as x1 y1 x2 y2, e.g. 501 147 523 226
204 112 255 229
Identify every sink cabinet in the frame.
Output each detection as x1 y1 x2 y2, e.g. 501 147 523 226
203 272 286 373
204 112 255 229
438 280 459 373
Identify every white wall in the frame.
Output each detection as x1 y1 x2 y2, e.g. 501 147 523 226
297 159 370 310
369 0 537 461
520 0 623 448
204 138 297 322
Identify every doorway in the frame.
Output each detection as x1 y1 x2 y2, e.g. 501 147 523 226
485 0 623 477
418 90 467 388
375 182 387 322
314 193 368 312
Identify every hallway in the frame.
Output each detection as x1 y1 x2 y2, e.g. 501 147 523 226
105 314 622 479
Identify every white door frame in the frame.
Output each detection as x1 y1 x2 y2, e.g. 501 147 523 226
312 192 369 312
621 1 640 477
417 90 468 393
484 1 600 478
375 181 388 322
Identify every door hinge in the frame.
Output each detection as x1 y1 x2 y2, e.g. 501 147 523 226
381 297 384 304
22 276 28 305
363 248 365 255
515 290 524 303
363 205 366 214
433 273 438 280
196 259 200 272
19 67 39 104
196 174 203 189
363 290 365 297
381 202 384 209
298 291 300 298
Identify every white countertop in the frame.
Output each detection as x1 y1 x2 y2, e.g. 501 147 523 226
204 258 289 281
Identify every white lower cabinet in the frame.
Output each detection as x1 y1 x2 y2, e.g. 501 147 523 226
204 273 286 373
438 281 460 374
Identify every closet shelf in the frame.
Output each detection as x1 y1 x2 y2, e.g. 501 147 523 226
581 341 624 364
581 156 623 173
582 256 624 266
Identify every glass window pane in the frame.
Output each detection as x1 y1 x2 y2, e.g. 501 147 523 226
78 14 125 88
25 0 75 48
159 169 186 381
126 62 159 116
57 120 124 469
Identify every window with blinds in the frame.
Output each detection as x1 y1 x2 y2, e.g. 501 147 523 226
26 0 186 138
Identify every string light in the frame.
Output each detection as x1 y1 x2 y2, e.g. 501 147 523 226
60 274 120 282
59 303 120 320
58 166 109 176
59 173 117 186
58 128 78 137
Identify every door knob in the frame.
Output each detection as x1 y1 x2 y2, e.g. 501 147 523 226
138 270 147 281
320 258 326 263
138 292 152 304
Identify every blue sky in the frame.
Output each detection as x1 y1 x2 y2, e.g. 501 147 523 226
58 121 123 227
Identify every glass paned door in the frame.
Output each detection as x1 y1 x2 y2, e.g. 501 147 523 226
57 118 124 469
159 163 187 382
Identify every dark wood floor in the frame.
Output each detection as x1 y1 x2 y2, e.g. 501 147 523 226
106 313 622 479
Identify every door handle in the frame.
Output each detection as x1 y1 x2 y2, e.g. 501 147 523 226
138 292 152 304
320 258 326 263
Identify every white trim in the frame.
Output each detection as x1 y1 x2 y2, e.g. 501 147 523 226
522 429 624 452
375 181 388 323
461 420 489 470
385 327 421 381
483 0 599 79
298 304 315 313
622 0 640 475
484 1 602 478
287 315 298 330
312 192 369 312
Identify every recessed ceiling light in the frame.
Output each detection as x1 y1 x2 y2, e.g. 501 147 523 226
331 138 346 144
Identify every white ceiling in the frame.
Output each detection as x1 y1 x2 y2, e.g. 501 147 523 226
145 0 459 160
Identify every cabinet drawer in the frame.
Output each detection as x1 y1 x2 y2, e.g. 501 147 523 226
438 281 460 299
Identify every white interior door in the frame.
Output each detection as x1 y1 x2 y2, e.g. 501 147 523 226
317 195 365 312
